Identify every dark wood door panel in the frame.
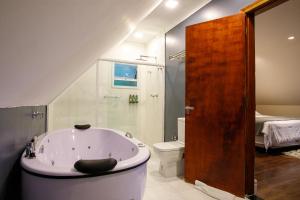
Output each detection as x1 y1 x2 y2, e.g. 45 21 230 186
185 13 249 197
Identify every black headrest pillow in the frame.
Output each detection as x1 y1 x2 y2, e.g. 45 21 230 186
74 158 117 174
74 124 91 130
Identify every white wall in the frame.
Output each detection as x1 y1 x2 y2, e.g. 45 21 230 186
146 34 165 65
102 42 146 62
0 0 162 108
103 35 165 65
255 0 300 117
256 105 300 117
256 0 300 106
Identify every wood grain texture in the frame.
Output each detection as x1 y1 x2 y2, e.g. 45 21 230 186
185 13 250 197
255 151 300 200
241 0 289 15
245 13 256 195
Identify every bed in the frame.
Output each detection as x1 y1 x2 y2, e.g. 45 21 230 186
255 112 300 150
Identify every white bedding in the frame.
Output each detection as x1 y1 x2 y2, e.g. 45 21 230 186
261 119 300 149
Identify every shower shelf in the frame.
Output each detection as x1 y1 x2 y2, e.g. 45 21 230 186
103 95 121 99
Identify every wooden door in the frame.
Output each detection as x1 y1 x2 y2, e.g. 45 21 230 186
185 13 254 197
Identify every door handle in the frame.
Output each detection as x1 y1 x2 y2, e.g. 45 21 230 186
185 106 195 114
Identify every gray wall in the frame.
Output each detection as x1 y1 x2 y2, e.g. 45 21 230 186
0 106 47 200
164 0 255 141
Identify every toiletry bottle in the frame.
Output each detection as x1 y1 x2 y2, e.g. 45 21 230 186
129 95 132 104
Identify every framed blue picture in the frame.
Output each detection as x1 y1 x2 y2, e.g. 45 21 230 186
113 63 138 88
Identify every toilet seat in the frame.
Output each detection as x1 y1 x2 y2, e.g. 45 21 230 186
153 141 184 152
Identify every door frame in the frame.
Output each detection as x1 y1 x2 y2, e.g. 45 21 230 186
242 0 289 14
241 0 290 196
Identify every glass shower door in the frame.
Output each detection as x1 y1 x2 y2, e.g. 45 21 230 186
96 60 164 146
96 60 140 137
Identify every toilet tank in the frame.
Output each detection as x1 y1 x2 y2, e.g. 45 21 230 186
177 118 185 144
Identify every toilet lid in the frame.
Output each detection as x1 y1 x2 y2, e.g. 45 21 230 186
153 141 184 152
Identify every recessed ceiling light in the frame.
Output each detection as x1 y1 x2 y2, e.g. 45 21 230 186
165 0 178 9
203 10 219 20
134 32 144 39
288 36 295 40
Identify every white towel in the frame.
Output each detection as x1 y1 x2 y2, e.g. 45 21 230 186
194 180 239 200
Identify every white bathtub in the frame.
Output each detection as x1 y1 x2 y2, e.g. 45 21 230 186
21 128 151 200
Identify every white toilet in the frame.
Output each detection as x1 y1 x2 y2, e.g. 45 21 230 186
153 117 185 177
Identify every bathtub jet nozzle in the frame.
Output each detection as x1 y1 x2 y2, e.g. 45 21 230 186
125 132 133 138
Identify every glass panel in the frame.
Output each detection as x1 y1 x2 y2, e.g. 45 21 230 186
49 60 164 146
48 63 97 130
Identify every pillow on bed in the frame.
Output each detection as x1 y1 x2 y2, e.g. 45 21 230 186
256 111 262 116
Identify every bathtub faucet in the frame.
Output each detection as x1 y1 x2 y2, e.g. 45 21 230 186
25 137 37 159
125 132 133 139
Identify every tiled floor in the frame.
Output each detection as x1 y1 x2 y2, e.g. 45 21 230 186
143 149 227 200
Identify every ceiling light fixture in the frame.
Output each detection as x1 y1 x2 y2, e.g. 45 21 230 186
203 10 219 20
288 36 295 40
165 0 178 9
134 32 144 39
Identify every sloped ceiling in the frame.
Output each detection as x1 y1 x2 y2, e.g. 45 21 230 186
0 0 161 107
256 0 300 105
126 0 211 43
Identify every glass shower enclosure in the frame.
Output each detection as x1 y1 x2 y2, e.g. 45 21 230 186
48 59 164 146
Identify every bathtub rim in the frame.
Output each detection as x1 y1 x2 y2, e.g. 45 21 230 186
21 128 151 178
22 156 150 179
